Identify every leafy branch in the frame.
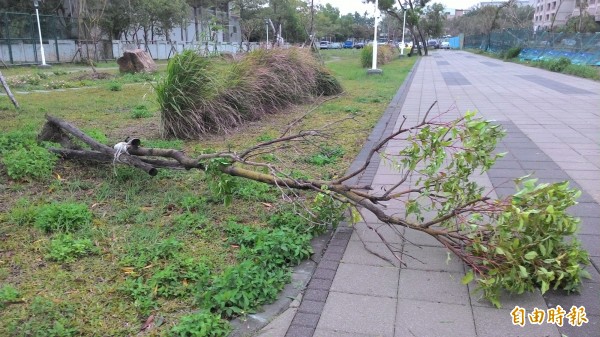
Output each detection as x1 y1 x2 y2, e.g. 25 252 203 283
38 109 590 307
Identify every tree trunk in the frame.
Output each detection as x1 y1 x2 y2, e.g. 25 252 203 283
193 6 200 41
0 70 19 109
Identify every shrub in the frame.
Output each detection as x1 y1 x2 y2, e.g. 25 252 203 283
157 48 342 138
46 234 97 262
170 311 231 337
536 57 572 73
34 202 92 233
548 57 571 72
360 45 395 68
504 46 522 60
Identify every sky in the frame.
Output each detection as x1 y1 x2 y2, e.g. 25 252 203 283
316 0 488 16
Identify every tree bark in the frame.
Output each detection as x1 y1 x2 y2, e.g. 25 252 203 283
0 70 19 109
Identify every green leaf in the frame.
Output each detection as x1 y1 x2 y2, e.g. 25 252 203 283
524 251 538 260
461 271 474 285
351 208 362 224
541 280 549 294
518 265 528 278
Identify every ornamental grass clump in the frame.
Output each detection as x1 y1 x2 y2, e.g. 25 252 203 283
157 48 342 138
360 45 395 68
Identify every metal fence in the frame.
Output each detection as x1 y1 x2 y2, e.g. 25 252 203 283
463 28 600 66
0 11 256 65
0 11 116 64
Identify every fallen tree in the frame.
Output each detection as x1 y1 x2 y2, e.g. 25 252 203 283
39 110 590 307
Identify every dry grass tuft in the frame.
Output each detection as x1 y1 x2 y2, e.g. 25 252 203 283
157 48 342 138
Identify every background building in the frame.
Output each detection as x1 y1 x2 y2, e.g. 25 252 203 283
532 0 600 31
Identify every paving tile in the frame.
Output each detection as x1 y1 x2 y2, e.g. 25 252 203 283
543 281 600 317
342 240 400 267
317 260 339 271
291 312 320 327
313 329 380 337
569 203 600 218
351 222 405 244
330 263 399 298
312 268 337 281
307 278 333 291
316 292 396 337
297 300 326 314
578 234 600 257
395 299 476 337
303 289 329 302
402 245 464 273
472 307 561 337
397 269 468 305
555 315 599 337
401 229 445 247
467 283 549 311
285 325 315 337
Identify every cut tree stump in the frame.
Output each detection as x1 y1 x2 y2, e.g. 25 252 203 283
117 49 157 74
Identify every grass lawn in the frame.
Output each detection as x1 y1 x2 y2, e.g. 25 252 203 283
0 49 416 336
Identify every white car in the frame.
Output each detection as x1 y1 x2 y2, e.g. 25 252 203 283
440 41 450 49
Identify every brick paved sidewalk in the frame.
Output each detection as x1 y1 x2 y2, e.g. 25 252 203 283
257 51 600 337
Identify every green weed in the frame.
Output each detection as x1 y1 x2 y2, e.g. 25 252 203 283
142 138 184 150
0 284 21 309
306 145 345 166
0 130 57 180
256 133 275 142
233 178 277 202
200 260 290 317
34 202 92 233
130 104 153 119
6 296 77 337
6 198 38 226
107 81 123 91
170 311 231 337
46 234 98 262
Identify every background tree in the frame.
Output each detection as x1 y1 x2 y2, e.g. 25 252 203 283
231 0 267 46
421 2 446 38
375 0 430 56
101 1 134 40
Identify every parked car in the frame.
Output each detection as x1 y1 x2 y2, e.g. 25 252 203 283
427 39 439 49
440 41 450 49
354 42 365 49
343 40 354 49
330 42 342 49
319 41 329 49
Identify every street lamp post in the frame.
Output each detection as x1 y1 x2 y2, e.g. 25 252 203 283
368 0 382 75
265 19 269 49
33 0 48 66
400 9 407 56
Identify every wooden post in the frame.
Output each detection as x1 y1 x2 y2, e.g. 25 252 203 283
0 70 19 109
